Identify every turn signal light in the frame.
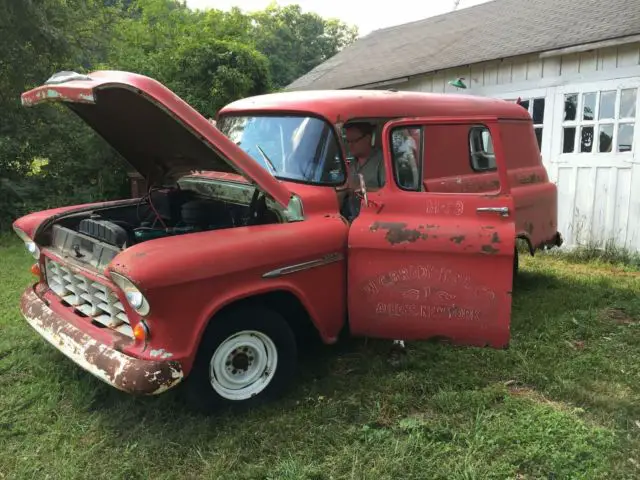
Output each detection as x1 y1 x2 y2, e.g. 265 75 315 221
31 263 41 277
133 321 149 343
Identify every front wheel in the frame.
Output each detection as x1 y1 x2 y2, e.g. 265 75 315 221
183 306 297 413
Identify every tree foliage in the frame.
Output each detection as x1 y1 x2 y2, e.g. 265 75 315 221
249 3 358 89
0 0 358 230
0 0 126 229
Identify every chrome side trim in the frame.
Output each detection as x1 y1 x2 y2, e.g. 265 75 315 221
262 252 344 278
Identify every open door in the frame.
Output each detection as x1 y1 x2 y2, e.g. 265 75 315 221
347 117 516 348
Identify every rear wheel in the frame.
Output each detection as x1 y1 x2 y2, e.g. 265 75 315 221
183 305 297 413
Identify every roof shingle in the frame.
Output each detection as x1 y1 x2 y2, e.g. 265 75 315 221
285 0 640 91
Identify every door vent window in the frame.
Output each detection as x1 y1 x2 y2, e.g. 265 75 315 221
469 127 496 171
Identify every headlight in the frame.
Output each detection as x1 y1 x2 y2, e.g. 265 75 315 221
109 271 150 316
125 291 144 310
13 226 40 259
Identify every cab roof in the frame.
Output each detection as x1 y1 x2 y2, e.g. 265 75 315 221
217 89 532 124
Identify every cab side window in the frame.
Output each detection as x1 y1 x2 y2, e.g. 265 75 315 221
391 126 422 191
469 126 496 172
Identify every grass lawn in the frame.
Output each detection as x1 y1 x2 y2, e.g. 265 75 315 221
1 235 640 479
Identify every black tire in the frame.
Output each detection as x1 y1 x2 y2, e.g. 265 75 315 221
513 246 519 277
182 305 297 414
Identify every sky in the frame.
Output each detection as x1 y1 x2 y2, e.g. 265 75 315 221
184 0 493 37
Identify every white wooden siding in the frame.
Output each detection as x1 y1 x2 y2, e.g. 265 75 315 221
384 43 640 251
392 44 640 93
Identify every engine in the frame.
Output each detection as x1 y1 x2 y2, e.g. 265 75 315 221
48 187 254 269
132 197 236 243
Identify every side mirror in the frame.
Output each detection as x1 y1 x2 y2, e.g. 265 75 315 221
358 173 368 208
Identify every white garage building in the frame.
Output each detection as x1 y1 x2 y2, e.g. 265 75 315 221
286 0 640 251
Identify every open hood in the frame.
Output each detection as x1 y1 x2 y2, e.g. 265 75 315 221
21 70 293 208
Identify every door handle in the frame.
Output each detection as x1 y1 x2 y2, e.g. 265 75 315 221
476 206 510 217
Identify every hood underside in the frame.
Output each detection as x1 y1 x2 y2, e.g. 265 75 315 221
21 70 293 208
68 87 234 184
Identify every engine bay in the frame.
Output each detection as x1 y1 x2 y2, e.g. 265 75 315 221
44 184 281 269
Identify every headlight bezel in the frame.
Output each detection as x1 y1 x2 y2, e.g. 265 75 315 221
13 226 40 259
109 271 151 317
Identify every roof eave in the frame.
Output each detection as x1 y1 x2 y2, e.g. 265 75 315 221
288 31 640 92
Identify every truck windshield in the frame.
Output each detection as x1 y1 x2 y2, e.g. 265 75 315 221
216 115 346 185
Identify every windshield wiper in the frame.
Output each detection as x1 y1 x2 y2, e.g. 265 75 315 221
256 144 277 175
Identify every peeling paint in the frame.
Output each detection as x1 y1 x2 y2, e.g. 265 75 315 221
481 245 500 255
150 348 174 359
370 222 427 245
450 235 465 244
519 174 542 185
491 232 500 243
19 287 183 395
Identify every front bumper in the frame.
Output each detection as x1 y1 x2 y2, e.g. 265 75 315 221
20 285 184 395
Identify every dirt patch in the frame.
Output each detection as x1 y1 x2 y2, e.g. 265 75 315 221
599 307 637 325
608 267 640 278
504 381 571 412
567 340 586 350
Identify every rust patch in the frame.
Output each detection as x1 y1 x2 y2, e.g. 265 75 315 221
519 173 542 184
491 232 501 243
481 244 499 255
20 288 183 395
450 235 465 244
370 222 427 245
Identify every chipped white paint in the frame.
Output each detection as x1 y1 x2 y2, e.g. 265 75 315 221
150 348 174 359
20 288 184 395
374 42 640 250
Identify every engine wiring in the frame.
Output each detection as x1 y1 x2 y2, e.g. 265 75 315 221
136 184 168 230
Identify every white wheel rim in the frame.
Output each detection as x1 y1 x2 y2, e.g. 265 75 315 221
209 330 278 401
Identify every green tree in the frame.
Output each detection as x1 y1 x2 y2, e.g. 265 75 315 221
0 0 358 230
249 3 358 89
0 0 125 229
159 38 271 118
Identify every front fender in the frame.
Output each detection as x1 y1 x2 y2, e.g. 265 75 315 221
197 269 346 345
13 198 136 240
109 216 349 375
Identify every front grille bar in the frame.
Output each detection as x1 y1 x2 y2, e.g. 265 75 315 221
45 258 133 338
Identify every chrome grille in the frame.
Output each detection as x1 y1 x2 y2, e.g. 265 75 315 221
45 258 133 338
